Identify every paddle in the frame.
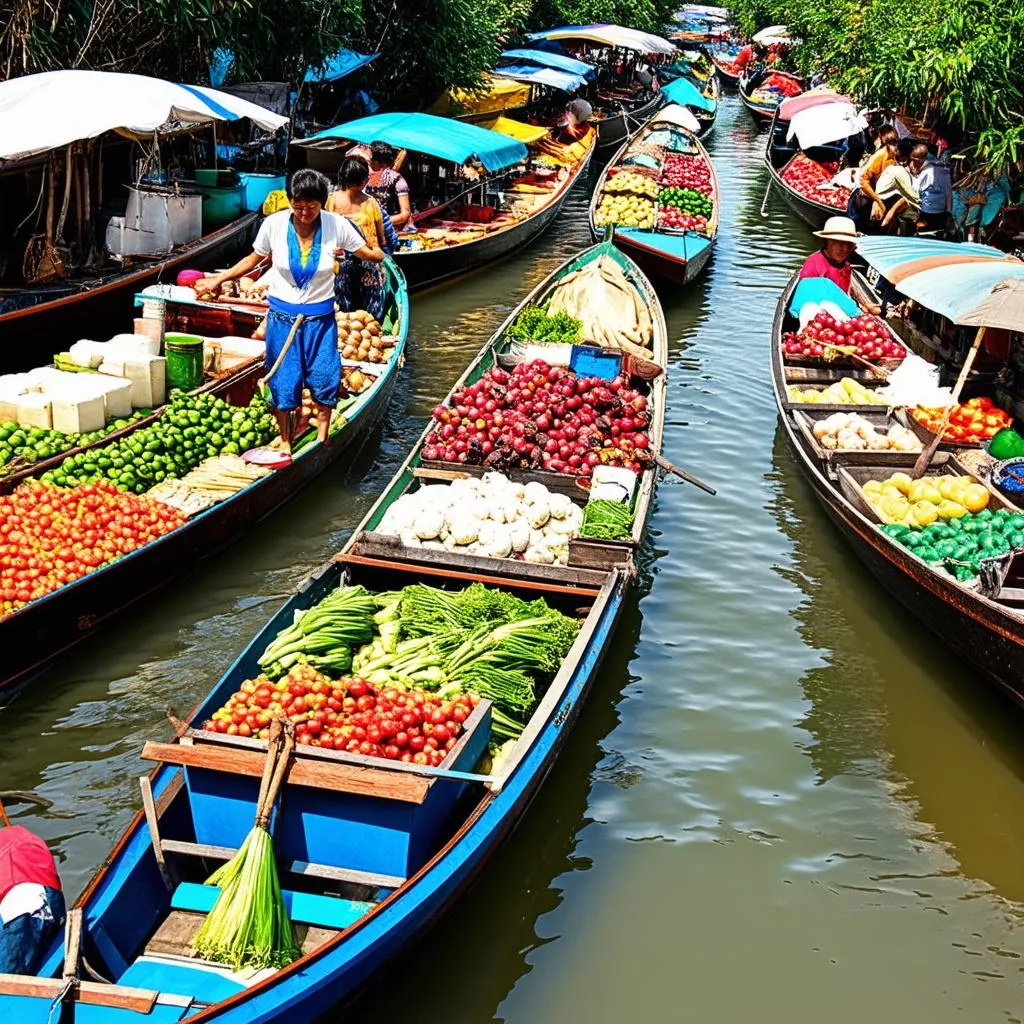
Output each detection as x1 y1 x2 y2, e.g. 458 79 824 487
911 326 987 479
654 453 717 495
821 342 891 379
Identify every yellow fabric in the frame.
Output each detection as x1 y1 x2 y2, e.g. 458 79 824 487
328 195 386 249
262 190 289 215
480 117 549 144
428 76 531 117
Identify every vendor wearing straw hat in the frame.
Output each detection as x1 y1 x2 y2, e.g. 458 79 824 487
194 170 384 451
798 216 882 313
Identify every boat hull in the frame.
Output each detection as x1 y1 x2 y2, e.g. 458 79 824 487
771 274 1024 709
765 157 838 229
0 214 259 371
609 230 714 286
595 92 664 150
393 139 595 291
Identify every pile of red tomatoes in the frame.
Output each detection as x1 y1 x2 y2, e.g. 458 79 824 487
0 481 185 617
781 154 851 210
202 665 478 766
782 311 907 363
423 360 651 476
661 154 713 195
658 207 709 232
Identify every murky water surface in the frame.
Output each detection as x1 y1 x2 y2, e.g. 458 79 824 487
6 95 1024 1022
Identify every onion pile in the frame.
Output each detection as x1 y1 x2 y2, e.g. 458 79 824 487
422 360 651 476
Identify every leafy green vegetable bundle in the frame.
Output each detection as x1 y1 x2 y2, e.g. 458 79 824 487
506 306 583 345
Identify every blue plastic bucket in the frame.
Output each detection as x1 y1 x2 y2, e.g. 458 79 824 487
239 172 287 212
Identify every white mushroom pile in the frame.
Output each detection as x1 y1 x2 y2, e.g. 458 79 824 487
375 471 583 564
811 412 921 452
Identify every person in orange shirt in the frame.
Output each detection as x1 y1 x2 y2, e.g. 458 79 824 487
848 125 899 232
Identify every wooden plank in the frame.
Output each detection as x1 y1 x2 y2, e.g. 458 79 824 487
62 907 82 984
160 840 406 890
140 741 430 804
0 974 191 1012
139 776 174 891
153 768 185 818
337 552 601 599
411 466 472 481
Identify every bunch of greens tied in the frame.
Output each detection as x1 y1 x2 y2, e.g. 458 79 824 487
506 306 583 346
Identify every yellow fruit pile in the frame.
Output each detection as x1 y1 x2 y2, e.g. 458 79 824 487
603 171 660 199
862 472 991 527
595 193 655 229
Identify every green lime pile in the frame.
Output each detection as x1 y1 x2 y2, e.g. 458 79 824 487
0 414 149 475
39 392 275 494
657 186 713 218
880 507 1024 583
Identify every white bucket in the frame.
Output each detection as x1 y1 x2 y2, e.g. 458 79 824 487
141 297 166 322
589 465 637 504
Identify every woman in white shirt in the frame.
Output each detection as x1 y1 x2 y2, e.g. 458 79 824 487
195 170 384 450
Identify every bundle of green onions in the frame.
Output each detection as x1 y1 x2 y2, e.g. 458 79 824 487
258 585 377 679
192 722 300 970
581 499 634 540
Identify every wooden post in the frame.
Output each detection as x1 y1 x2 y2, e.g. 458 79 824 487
139 776 173 892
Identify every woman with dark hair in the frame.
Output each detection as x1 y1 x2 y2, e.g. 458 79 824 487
326 156 396 320
194 169 384 451
367 141 412 229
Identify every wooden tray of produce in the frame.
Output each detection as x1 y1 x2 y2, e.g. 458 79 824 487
905 410 987 451
781 348 905 372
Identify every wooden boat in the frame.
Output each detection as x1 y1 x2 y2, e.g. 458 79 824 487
762 105 855 229
771 269 1024 708
593 90 665 151
0 215 259 372
589 104 719 287
0 258 409 696
0 241 667 1021
393 128 596 290
708 48 742 85
739 70 803 123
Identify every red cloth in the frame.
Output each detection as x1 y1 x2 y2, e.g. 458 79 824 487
797 250 852 294
735 45 754 69
0 827 61 902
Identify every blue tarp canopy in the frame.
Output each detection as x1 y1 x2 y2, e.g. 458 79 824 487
661 76 716 112
301 112 528 171
304 50 379 84
855 236 1024 324
500 48 597 80
493 64 588 93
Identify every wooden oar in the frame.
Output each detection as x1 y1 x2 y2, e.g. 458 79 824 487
654 453 717 495
911 326 987 479
821 343 891 379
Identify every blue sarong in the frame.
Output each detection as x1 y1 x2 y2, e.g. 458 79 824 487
265 297 339 410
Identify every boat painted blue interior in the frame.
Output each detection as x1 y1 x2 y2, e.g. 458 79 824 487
617 227 713 264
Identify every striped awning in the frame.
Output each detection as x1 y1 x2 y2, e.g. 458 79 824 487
856 237 1024 327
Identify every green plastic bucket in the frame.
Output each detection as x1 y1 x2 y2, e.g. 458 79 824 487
164 333 205 392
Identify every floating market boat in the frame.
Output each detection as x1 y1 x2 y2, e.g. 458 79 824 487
763 92 865 228
589 104 719 286
0 71 288 367
771 266 1024 709
661 73 719 137
739 69 803 123
296 112 596 291
0 258 409 695
707 45 743 85
0 240 669 1021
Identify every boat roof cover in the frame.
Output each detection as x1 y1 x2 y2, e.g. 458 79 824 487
856 237 1024 325
479 116 550 144
661 76 716 112
500 48 597 80
493 64 588 93
650 103 701 134
426 76 531 117
786 102 866 148
0 70 288 163
753 24 796 45
528 25 677 54
676 4 730 18
300 112 528 171
778 90 848 120
305 50 380 83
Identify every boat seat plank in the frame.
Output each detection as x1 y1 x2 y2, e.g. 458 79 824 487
145 911 333 959
171 882 372 931
119 956 246 1005
159 840 405 891
0 974 192 1013
140 741 430 804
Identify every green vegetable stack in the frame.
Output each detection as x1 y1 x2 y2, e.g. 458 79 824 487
39 392 275 494
581 499 634 540
657 186 713 218
506 306 583 345
0 414 149 476
880 507 1024 582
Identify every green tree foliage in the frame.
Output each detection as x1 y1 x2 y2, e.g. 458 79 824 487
527 0 678 33
728 0 1024 175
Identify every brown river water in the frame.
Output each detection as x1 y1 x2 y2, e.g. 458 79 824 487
4 92 1024 1022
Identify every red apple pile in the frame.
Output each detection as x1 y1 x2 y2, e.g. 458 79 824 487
423 360 651 476
782 311 907 362
661 154 713 195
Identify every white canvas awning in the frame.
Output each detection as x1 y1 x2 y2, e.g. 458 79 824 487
0 70 289 163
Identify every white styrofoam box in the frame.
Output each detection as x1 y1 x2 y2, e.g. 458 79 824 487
51 393 105 434
0 399 20 423
100 354 166 408
87 376 133 419
206 336 265 371
14 394 52 430
134 319 164 354
110 332 160 357
67 341 108 368
139 283 198 303
0 374 33 400
105 216 172 257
